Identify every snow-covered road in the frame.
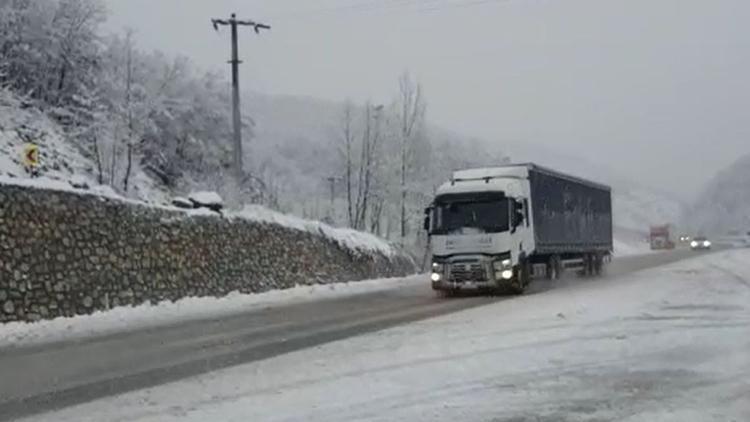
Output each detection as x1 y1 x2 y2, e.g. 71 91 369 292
21 249 750 422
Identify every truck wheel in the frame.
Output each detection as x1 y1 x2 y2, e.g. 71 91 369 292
510 260 531 295
546 255 561 280
580 254 594 277
593 253 604 276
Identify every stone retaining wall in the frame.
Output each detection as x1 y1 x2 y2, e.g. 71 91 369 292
0 183 415 323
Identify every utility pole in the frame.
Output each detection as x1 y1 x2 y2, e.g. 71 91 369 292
211 13 270 181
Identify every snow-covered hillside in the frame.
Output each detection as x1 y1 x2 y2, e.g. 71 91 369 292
0 89 170 204
686 153 750 236
1 91 88 182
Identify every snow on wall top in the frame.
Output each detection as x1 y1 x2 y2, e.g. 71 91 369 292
234 205 396 257
0 175 397 257
188 191 223 206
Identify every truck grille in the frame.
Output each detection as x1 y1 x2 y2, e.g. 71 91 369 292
449 262 487 282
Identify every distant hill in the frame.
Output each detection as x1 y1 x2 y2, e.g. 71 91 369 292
686 153 750 236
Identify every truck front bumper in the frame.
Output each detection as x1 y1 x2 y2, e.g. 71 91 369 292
432 278 503 291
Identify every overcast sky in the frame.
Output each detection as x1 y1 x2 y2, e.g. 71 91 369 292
103 0 750 199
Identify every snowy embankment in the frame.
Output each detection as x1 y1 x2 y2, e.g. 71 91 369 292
0 174 397 258
235 205 394 256
0 90 170 204
0 275 424 349
27 249 750 422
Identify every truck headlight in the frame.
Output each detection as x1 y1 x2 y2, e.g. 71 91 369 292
493 259 512 270
431 263 444 283
501 270 513 280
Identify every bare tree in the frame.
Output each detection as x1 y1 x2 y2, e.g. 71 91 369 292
397 71 426 244
122 30 136 192
339 101 356 227
351 103 386 231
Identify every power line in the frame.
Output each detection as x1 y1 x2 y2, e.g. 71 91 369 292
417 0 512 12
269 0 512 21
269 0 436 19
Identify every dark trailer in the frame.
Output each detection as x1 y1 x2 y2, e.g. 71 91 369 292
523 164 613 255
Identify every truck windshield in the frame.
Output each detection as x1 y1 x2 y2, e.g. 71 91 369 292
433 199 509 235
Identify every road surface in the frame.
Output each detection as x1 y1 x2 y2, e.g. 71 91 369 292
0 249 704 420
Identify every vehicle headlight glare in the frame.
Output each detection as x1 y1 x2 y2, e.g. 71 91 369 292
431 272 441 282
501 270 513 280
704 241 711 247
690 241 698 247
494 258 512 270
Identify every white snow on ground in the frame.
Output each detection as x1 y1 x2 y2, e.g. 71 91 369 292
0 276 423 350
26 250 750 422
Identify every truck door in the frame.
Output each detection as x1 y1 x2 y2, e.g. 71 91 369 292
511 198 532 260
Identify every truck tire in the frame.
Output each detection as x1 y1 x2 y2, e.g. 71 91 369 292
579 254 594 277
546 255 561 280
593 253 604 276
510 259 531 295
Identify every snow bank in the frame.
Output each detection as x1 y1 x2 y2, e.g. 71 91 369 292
0 275 424 349
188 191 223 206
233 205 396 256
0 174 141 206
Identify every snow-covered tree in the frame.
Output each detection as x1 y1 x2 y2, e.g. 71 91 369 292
395 72 426 244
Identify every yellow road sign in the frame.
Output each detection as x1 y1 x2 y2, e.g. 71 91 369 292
23 143 39 168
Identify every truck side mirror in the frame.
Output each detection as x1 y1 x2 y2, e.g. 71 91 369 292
423 207 431 231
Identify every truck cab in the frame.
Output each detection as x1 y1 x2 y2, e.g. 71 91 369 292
425 167 535 294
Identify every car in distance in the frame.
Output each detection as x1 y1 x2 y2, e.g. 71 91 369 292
690 236 711 250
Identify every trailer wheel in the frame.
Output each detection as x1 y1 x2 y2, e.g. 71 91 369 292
593 253 604 276
546 255 561 280
580 254 594 277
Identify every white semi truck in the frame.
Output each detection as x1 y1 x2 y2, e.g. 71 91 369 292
424 163 613 294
